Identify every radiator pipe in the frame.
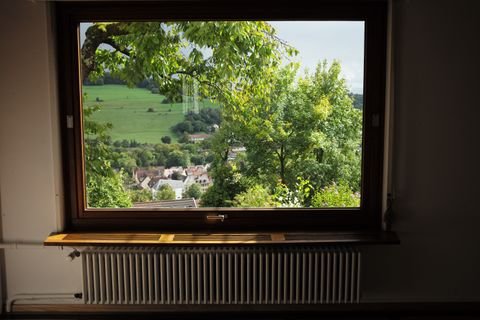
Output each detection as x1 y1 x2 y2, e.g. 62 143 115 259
6 293 81 313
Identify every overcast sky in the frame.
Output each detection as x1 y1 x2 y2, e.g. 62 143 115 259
81 21 364 93
270 21 364 93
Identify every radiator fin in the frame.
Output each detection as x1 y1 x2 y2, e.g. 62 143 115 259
82 246 361 305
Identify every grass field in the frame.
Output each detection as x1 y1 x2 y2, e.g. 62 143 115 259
82 84 217 144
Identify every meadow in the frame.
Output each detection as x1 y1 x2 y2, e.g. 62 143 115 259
82 84 216 144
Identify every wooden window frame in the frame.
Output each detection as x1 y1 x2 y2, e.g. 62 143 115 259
56 0 387 232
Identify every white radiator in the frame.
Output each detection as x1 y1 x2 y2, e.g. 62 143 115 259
82 246 361 305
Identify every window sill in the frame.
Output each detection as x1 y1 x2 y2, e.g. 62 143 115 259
44 231 399 247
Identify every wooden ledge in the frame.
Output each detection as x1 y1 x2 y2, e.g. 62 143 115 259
44 231 399 247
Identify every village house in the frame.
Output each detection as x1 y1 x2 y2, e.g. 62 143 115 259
188 133 210 143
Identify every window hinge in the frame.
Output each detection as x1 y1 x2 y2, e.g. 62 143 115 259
66 115 74 129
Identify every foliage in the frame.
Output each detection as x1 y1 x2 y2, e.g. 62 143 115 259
166 150 189 167
226 61 362 193
172 108 221 135
161 135 171 144
155 184 176 200
201 164 247 207
184 183 202 199
233 185 277 208
129 188 152 202
84 21 295 118
82 22 362 209
83 104 132 208
311 182 360 208
190 154 205 165
273 178 313 208
134 149 155 167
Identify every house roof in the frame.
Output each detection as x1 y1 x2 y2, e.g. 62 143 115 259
153 179 184 190
132 198 197 208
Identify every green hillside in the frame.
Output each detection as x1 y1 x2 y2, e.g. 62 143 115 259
82 84 216 144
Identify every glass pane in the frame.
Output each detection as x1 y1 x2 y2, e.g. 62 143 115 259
80 21 364 209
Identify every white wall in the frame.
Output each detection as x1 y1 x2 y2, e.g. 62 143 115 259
362 0 480 302
0 0 82 299
0 0 479 304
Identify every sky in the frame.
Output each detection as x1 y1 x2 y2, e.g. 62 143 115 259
270 21 364 94
80 21 365 93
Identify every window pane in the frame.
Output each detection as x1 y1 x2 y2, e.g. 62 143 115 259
80 21 364 209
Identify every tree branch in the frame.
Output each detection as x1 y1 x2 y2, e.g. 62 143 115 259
81 23 130 80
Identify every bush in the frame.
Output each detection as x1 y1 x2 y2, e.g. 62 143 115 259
233 185 277 208
190 154 205 165
184 183 202 199
147 107 156 112
155 184 176 200
129 189 152 202
311 182 360 208
161 136 171 144
166 150 189 167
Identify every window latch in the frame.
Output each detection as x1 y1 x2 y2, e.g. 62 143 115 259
206 214 227 222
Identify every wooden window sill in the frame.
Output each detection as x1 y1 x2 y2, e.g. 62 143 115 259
44 231 399 247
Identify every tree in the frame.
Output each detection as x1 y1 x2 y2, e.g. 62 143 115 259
166 150 189 167
226 61 362 193
155 184 176 200
82 22 294 114
201 162 248 207
161 135 171 144
233 185 277 208
83 105 132 208
184 183 202 199
129 188 152 202
311 182 360 208
80 21 294 207
190 154 205 165
135 149 155 167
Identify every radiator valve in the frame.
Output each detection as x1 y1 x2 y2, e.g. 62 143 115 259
67 249 81 261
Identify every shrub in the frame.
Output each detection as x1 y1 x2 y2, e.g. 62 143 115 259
311 182 360 208
161 136 171 144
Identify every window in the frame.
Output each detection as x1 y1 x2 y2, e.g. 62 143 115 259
56 0 387 231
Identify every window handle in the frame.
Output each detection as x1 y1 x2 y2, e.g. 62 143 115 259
206 214 227 222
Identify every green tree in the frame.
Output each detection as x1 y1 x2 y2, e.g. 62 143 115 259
129 188 152 202
227 61 362 193
155 184 176 200
82 21 294 112
81 21 294 207
161 135 171 144
166 150 189 167
184 183 202 199
190 154 205 165
83 105 132 208
201 163 247 207
311 182 360 208
233 185 277 208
